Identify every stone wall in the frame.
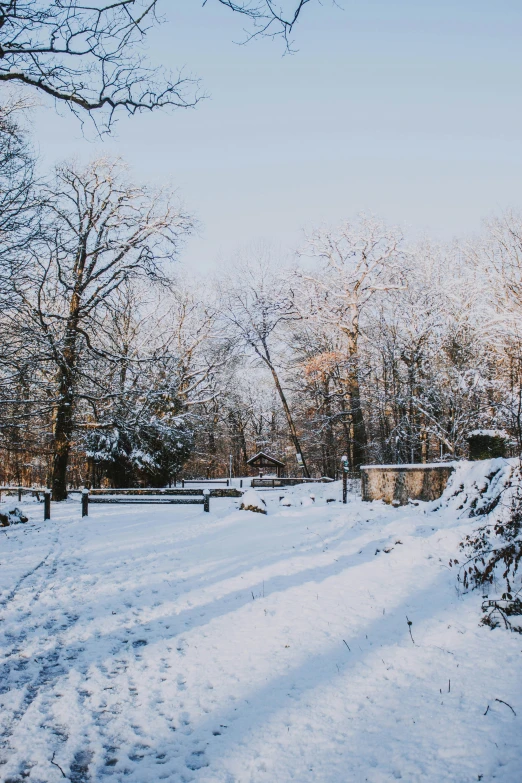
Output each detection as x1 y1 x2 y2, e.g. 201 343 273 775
361 463 455 505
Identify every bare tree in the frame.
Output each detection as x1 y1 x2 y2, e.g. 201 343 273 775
0 97 39 477
216 0 311 46
472 211 522 450
0 95 35 298
297 215 405 469
77 278 227 487
0 1 203 128
0 0 312 129
11 157 193 499
218 251 310 476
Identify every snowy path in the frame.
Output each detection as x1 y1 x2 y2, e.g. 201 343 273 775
0 486 520 782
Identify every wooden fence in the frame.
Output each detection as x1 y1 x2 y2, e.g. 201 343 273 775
81 489 211 516
181 479 230 487
3 486 246 520
251 477 335 488
0 486 47 502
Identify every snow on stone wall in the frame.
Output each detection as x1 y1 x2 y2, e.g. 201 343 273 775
361 463 455 505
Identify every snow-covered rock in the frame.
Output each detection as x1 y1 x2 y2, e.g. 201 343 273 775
0 506 28 527
239 489 267 514
279 496 292 506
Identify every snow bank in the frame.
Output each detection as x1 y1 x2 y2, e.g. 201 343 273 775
240 489 267 514
0 480 520 782
431 458 522 629
361 462 456 470
431 457 517 519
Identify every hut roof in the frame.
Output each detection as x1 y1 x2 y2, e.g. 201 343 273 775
246 451 285 467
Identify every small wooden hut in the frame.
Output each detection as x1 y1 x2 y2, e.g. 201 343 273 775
246 452 285 478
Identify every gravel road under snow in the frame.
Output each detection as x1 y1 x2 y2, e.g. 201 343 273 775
0 482 520 782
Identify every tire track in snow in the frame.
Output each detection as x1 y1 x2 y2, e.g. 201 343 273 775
0 548 55 609
0 516 138 780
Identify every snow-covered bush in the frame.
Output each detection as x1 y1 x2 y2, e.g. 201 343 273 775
444 459 522 632
0 507 28 527
467 430 508 461
84 414 193 488
240 490 267 515
130 415 193 487
84 427 134 486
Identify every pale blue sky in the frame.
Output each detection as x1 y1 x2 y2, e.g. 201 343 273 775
32 0 522 268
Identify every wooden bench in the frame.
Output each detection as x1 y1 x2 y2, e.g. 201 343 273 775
81 489 211 516
181 479 229 487
40 487 244 521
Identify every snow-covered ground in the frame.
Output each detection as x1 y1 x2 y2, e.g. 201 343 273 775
0 480 520 782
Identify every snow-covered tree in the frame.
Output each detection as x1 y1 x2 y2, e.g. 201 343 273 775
8 158 193 498
295 215 406 469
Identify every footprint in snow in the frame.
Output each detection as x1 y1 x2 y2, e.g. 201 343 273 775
186 750 209 771
413 525 436 537
69 749 93 783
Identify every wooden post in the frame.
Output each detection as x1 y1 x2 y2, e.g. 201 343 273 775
240 479 243 489
203 490 210 513
181 479 185 488
18 486 22 502
81 489 89 518
226 479 229 487
44 490 51 520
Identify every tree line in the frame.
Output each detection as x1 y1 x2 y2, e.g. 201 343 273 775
1 100 522 497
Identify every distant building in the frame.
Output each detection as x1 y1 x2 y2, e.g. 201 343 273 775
246 452 285 478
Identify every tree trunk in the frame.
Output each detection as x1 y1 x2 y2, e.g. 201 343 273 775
322 376 336 477
51 366 75 500
267 363 310 477
51 291 81 499
337 323 368 470
229 411 248 475
254 337 310 477
346 363 367 470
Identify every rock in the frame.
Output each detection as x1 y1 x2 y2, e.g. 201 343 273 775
240 489 267 515
0 507 28 527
